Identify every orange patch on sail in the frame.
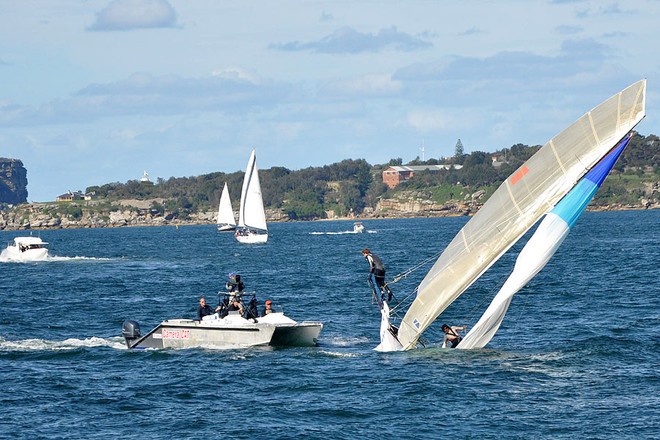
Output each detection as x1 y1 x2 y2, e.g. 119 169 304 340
510 165 529 185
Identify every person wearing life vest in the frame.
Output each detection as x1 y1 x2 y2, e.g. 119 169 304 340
441 323 467 348
362 248 393 301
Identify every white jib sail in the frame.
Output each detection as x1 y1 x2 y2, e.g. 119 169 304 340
218 182 237 228
238 149 268 232
393 79 646 351
457 212 570 349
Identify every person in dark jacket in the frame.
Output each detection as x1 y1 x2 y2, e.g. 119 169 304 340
197 297 214 320
362 248 392 301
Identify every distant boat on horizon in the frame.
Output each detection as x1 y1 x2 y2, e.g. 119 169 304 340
235 149 268 244
217 182 237 232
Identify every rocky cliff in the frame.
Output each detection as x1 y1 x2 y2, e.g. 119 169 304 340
0 158 28 204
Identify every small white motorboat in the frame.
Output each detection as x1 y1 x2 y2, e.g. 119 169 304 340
2 236 49 261
353 222 365 233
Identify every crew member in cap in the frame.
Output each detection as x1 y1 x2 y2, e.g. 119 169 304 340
262 299 275 316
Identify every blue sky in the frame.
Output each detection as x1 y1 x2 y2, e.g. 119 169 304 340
1 0 658 202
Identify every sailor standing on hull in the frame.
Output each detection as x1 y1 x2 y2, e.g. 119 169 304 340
362 248 393 302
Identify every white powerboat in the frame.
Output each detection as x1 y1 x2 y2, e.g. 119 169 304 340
122 293 323 349
122 312 276 350
2 236 49 261
353 222 365 233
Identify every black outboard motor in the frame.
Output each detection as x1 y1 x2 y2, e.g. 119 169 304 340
122 320 141 348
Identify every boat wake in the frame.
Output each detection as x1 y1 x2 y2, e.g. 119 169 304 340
0 336 126 351
0 255 114 263
310 230 376 235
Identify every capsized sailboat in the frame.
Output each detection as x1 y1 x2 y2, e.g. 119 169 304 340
217 182 237 231
458 134 632 349
235 149 268 244
376 79 646 351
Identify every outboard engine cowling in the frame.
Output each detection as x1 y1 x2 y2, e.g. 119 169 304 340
122 320 141 348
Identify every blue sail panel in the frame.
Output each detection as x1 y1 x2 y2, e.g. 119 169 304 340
551 137 630 227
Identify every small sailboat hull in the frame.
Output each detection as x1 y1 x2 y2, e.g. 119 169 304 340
235 232 268 244
218 224 236 232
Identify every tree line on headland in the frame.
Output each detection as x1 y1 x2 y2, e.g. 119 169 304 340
1 133 658 230
85 132 660 220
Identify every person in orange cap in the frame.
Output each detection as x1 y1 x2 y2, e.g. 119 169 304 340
262 299 275 316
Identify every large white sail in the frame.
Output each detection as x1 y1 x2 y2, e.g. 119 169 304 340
236 149 268 243
217 182 237 230
394 80 646 351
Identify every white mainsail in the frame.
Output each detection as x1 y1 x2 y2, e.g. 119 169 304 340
392 80 646 351
217 182 237 231
236 149 268 243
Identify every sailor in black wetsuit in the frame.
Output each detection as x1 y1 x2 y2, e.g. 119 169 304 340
362 248 393 301
197 297 214 320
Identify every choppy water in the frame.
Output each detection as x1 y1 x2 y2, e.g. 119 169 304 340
1 211 658 439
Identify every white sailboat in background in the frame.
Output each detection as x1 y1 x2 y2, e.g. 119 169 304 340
235 149 268 244
217 182 237 231
374 79 647 352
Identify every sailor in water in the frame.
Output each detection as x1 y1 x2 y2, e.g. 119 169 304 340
362 248 393 302
441 323 467 348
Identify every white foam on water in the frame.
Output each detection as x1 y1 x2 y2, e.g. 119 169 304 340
0 336 127 351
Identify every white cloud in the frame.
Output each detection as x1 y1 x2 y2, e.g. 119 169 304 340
88 0 178 31
271 26 432 53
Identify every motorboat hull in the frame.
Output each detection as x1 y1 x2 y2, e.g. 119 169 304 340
270 321 323 347
123 318 275 349
256 313 322 346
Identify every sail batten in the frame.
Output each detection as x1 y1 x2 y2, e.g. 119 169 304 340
394 80 646 350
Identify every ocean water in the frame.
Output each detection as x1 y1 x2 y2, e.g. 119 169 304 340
1 211 658 439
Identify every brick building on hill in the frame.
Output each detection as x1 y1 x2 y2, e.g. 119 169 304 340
382 164 463 189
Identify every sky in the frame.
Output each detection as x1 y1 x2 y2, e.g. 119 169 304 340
1 0 659 202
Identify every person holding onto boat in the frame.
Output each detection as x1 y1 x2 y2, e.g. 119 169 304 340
441 323 467 348
362 248 393 301
197 297 215 320
261 299 275 316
